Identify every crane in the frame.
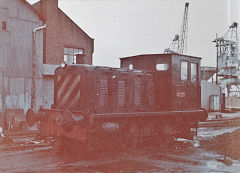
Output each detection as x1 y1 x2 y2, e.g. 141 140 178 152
164 2 189 54
213 22 240 97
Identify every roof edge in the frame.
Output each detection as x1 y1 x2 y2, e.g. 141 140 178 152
22 0 45 22
120 53 202 60
58 9 94 40
32 1 93 40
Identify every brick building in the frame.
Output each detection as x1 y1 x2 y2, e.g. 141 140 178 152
32 0 94 108
33 0 94 65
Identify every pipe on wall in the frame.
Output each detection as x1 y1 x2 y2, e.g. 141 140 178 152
32 24 47 111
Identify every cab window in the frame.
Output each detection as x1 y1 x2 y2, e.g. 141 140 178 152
156 63 169 71
181 61 188 81
191 63 197 82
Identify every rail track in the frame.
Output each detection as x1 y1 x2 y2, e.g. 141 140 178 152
199 117 240 128
0 131 52 152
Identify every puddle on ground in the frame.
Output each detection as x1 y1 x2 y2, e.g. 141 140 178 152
57 160 161 173
197 127 240 140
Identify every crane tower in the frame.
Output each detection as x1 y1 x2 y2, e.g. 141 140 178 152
213 22 240 97
164 2 189 54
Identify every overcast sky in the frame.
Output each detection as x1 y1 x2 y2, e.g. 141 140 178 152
27 0 240 68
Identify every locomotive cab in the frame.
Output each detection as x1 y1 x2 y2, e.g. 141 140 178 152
120 54 201 112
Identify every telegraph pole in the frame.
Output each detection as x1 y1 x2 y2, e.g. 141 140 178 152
216 33 219 85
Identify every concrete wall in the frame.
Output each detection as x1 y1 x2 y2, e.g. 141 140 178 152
201 80 221 111
0 0 44 115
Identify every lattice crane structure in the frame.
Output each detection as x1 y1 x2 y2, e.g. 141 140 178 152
213 22 240 97
164 2 189 54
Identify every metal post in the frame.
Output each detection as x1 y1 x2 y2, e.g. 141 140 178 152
0 69 5 127
2 70 5 114
216 33 219 85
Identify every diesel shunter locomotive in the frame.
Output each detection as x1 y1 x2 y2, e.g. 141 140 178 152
26 54 208 151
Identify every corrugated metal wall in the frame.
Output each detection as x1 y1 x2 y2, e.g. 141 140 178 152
0 0 44 116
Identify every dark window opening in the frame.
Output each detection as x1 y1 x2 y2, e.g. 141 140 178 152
2 21 6 31
64 47 84 64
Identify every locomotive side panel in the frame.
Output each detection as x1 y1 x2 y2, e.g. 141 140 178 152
188 57 201 109
153 57 172 111
93 68 155 114
93 70 110 113
120 54 173 111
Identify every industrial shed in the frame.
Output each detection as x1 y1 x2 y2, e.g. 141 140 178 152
201 80 222 111
0 0 44 126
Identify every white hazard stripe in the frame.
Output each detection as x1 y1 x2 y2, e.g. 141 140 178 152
59 75 81 106
67 90 81 108
58 75 62 82
57 74 72 99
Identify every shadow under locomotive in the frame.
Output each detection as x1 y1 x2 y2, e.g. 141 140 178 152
26 54 208 153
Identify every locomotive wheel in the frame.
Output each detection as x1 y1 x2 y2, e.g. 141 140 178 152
52 136 64 155
174 118 194 140
121 122 141 152
26 108 36 127
86 132 98 152
106 133 120 151
53 136 87 155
